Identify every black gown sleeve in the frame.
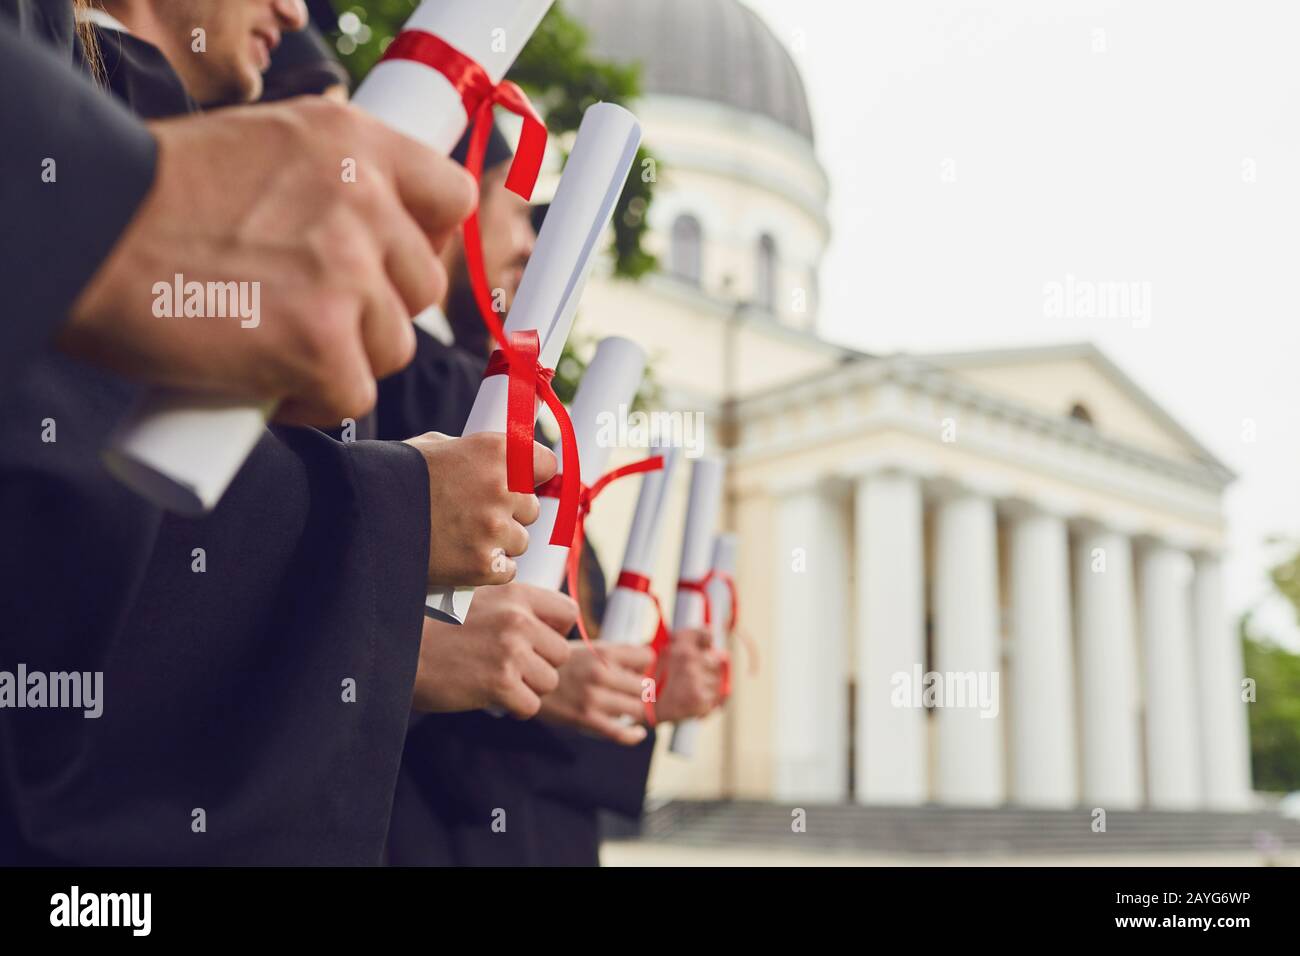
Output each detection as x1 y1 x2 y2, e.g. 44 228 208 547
0 355 433 864
0 5 434 865
529 728 657 819
102 430 432 865
375 327 486 440
529 550 657 820
0 12 157 391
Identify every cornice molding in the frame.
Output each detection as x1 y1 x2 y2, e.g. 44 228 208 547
734 355 1233 494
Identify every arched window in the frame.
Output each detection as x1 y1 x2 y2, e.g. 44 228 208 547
1069 402 1094 425
670 214 703 286
756 233 777 312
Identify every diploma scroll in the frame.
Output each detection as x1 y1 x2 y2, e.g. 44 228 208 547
427 102 643 623
512 336 647 590
599 445 682 646
104 0 555 515
669 533 738 750
667 457 726 757
707 534 739 655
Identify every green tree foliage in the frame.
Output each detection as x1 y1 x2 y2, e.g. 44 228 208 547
328 3 660 406
1241 540 1300 792
329 2 657 282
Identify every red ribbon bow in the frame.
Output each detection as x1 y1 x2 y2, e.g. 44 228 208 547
676 571 739 634
378 30 546 200
381 31 576 542
482 333 580 544
536 456 665 651
677 570 749 701
615 570 672 725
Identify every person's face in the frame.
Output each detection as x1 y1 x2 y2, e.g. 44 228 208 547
439 163 538 355
155 0 308 103
475 164 537 311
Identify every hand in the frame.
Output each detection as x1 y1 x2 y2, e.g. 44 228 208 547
406 432 556 587
63 97 477 425
653 627 724 724
411 583 575 718
538 642 656 746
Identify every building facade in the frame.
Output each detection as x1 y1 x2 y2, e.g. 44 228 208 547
559 0 1253 810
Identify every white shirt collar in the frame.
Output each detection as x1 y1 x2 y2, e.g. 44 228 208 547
413 305 455 345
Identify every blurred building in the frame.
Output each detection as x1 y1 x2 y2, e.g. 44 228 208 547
562 0 1252 811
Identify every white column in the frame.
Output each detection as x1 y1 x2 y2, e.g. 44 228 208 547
932 489 1005 806
1138 543 1202 809
772 480 850 802
1192 553 1253 809
856 470 926 804
1007 506 1077 807
1074 525 1143 808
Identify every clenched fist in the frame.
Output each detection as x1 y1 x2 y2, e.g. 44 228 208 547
405 431 556 587
539 642 656 745
653 627 724 724
410 582 575 718
65 97 477 424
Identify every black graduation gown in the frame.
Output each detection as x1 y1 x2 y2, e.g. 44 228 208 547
0 14 431 865
0 1 156 391
378 328 656 867
260 23 349 102
92 21 197 117
375 324 487 440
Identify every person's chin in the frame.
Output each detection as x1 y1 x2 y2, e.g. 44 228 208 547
229 64 264 104
243 71 264 103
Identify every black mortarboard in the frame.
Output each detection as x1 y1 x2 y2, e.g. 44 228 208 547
450 121 515 173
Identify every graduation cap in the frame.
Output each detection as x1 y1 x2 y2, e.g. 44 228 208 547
305 0 341 33
450 121 516 174
530 201 550 235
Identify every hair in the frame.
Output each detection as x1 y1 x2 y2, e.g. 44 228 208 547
75 0 106 84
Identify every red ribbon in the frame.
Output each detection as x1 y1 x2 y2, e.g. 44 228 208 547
482 333 579 543
678 570 751 701
616 570 672 725
536 456 665 651
676 570 739 633
381 31 576 542
378 30 545 203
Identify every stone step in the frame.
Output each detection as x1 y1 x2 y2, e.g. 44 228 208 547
635 800 1300 855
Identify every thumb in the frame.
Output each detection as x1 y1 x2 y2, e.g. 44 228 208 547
533 441 558 485
590 713 649 747
609 643 655 673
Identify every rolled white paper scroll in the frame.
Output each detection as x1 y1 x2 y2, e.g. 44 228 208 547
104 0 555 515
598 445 682 646
667 457 726 757
668 532 738 748
706 534 739 656
427 102 643 623
512 336 646 590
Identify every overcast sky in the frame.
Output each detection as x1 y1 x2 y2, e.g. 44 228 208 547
741 0 1300 648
